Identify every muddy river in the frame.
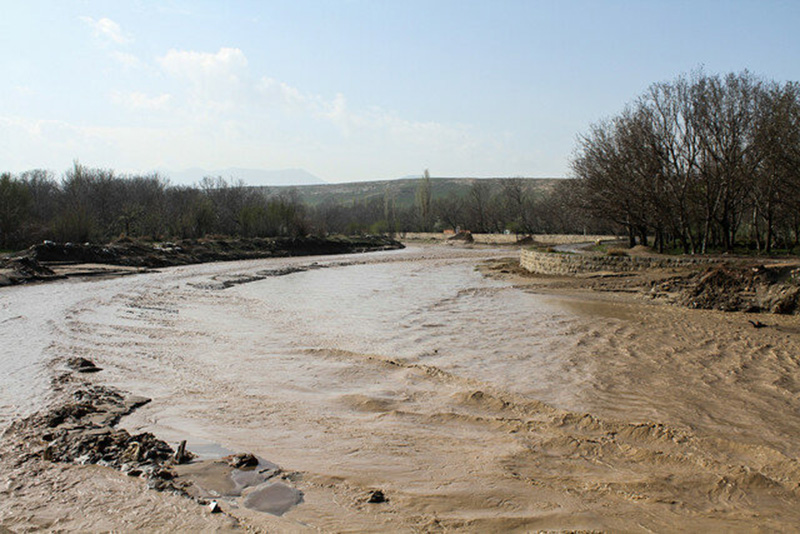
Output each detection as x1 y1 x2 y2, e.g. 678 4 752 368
3 244 800 531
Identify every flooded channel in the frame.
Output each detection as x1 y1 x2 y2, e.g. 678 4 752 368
4 244 800 531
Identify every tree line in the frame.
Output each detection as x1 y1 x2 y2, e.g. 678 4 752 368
0 163 610 251
571 70 800 253
293 176 603 237
0 163 309 250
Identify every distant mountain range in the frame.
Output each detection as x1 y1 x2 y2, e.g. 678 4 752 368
165 167 326 186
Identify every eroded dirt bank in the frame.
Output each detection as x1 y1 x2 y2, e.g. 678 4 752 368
3 245 800 532
490 254 800 315
0 235 403 286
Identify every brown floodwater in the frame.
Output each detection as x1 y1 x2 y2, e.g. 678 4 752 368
3 244 800 532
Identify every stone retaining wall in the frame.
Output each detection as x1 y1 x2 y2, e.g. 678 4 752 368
520 249 717 275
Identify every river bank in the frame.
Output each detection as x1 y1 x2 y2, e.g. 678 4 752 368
3 244 800 531
485 250 800 315
0 235 403 287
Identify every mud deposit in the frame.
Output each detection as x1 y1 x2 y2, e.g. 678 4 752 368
3 245 800 531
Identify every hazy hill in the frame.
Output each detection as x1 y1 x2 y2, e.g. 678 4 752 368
261 177 564 207
168 167 325 186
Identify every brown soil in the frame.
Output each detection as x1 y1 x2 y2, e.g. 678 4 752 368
447 231 474 243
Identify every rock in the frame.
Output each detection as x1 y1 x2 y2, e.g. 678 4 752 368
45 402 96 427
154 468 175 480
123 396 152 411
121 442 142 463
148 478 169 492
367 489 387 503
223 452 259 469
67 357 102 373
174 439 196 464
208 501 222 513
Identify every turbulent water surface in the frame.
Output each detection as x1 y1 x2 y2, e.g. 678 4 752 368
3 244 800 532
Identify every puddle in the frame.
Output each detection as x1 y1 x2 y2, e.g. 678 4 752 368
186 439 236 460
241 482 304 515
175 454 294 513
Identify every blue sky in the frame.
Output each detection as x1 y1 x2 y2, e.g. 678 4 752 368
1 1 799 183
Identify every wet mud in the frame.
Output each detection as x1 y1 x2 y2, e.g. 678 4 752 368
3 245 800 531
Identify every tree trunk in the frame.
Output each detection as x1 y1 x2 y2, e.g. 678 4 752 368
638 225 648 247
766 208 774 253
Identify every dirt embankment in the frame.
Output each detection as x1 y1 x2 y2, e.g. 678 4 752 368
0 235 403 287
676 263 800 313
489 256 800 315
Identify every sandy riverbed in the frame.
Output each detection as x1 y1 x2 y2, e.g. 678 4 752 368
2 244 800 532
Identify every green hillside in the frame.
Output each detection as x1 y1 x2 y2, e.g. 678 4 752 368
260 177 564 207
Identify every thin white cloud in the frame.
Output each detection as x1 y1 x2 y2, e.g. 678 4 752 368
158 47 247 81
157 47 249 116
258 77 308 107
321 93 349 127
111 51 142 69
80 16 131 45
112 91 171 110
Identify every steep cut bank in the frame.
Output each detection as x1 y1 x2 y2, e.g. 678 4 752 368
0 235 403 286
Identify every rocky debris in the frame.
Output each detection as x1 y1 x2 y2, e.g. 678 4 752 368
680 264 800 314
223 452 259 469
0 255 60 286
367 489 387 503
67 357 102 373
3 361 305 523
681 265 750 312
8 382 286 509
26 385 179 487
0 379 201 499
